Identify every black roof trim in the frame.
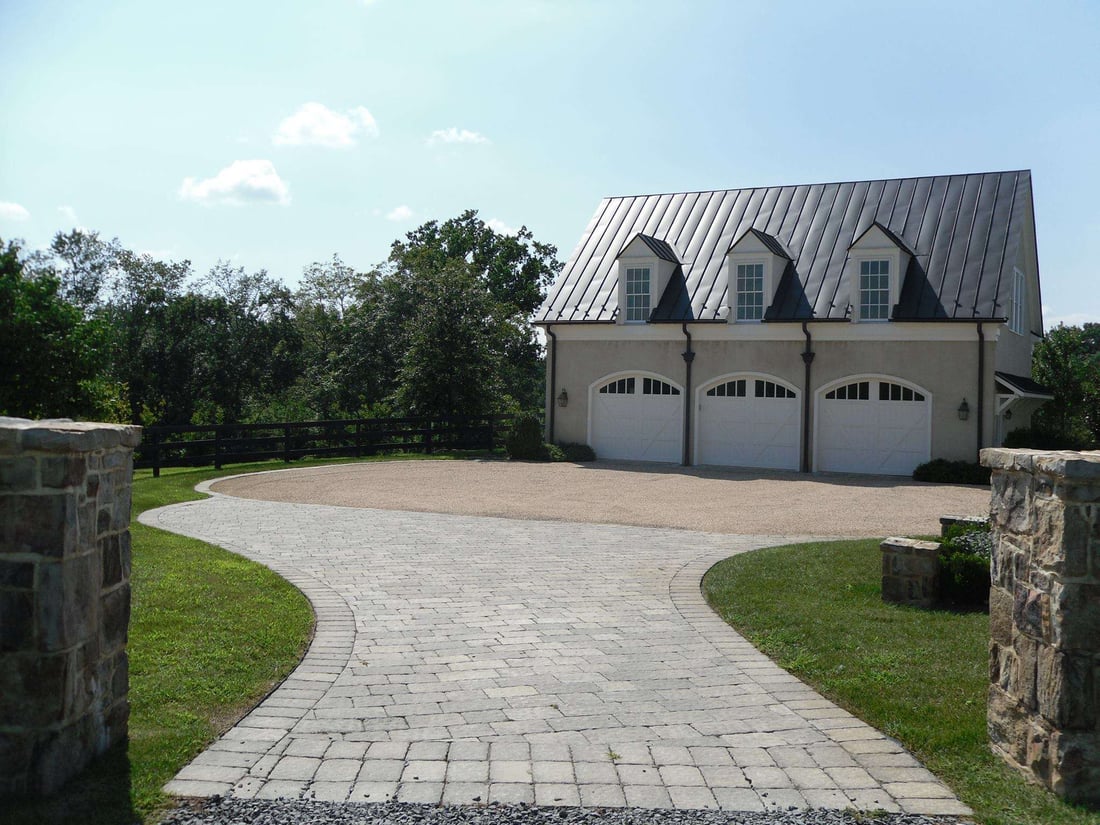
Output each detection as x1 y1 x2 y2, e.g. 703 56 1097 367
995 371 1054 398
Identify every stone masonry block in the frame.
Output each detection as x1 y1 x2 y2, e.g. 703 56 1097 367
989 586 1013 647
1037 647 1095 730
0 589 35 651
1 494 77 558
1050 581 1100 651
0 652 66 727
39 456 87 490
988 684 1029 765
0 558 34 589
0 457 37 492
990 471 1035 534
1013 583 1050 643
1050 728 1100 805
1033 497 1090 579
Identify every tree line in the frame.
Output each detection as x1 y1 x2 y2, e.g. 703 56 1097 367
1 210 561 425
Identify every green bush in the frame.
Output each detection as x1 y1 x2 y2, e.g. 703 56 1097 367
938 523 992 607
912 458 991 485
560 442 596 462
1003 425 1089 451
545 443 565 462
505 411 546 460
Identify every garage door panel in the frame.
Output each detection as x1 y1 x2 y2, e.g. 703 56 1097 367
590 381 681 463
817 380 929 476
697 389 800 471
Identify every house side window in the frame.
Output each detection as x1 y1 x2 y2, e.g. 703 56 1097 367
599 377 635 394
1009 268 1026 335
735 263 764 321
858 259 890 320
625 267 650 322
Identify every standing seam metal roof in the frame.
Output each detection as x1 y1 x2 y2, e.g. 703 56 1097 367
537 171 1034 323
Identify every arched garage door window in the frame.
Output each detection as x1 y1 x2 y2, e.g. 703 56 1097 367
815 376 931 476
696 374 800 470
589 372 682 463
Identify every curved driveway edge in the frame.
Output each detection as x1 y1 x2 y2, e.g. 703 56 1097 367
141 481 970 816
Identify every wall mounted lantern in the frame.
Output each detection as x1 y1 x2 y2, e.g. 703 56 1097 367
957 399 970 421
557 389 569 408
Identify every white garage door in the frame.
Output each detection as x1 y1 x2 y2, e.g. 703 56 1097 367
697 376 800 470
590 375 682 463
816 378 930 475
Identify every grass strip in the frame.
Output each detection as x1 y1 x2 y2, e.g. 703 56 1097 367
8 452 486 825
702 539 1099 825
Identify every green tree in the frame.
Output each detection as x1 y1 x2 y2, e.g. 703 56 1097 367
379 210 561 414
1032 323 1100 447
393 261 503 417
0 238 106 419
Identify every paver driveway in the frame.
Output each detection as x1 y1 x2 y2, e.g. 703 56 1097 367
144 473 970 816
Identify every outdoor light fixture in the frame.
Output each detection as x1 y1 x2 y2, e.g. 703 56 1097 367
557 389 569 408
1004 409 1013 420
958 399 970 421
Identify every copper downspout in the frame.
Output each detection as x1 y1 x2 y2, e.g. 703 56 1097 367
546 325 557 443
801 321 815 473
977 321 985 458
682 322 694 466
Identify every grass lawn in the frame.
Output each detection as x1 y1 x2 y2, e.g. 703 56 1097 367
7 452 487 825
703 539 1100 825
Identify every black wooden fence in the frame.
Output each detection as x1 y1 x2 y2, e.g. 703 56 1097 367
136 415 512 477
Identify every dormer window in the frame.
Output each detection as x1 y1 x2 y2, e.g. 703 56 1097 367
625 266 651 322
847 223 911 323
858 259 891 320
726 229 791 324
615 234 680 325
735 263 765 321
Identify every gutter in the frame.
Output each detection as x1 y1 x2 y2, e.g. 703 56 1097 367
546 324 557 443
801 321 815 473
681 323 695 466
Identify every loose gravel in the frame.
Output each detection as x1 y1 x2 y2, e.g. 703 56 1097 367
163 797 971 825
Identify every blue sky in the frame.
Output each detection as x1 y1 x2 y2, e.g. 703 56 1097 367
2 0 1098 327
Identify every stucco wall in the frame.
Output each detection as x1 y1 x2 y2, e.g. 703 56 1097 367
548 331 999 466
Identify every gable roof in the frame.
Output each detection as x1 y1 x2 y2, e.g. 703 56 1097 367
537 170 1036 324
730 227 792 259
628 233 680 263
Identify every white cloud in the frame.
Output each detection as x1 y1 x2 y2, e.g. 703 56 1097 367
273 102 379 148
56 204 86 229
427 127 489 146
386 205 413 221
0 201 30 221
487 218 518 236
179 160 291 207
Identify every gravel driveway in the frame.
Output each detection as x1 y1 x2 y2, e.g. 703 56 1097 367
208 459 990 538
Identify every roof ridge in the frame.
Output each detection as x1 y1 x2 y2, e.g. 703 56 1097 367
605 170 1031 200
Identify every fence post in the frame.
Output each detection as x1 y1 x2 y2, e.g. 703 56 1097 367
152 429 160 478
424 422 433 455
355 421 362 458
283 425 292 463
213 425 222 470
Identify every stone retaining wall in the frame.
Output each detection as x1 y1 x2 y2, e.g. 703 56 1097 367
982 447 1100 805
0 417 141 797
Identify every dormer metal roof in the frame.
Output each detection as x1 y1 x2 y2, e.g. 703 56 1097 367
626 233 680 263
537 170 1036 323
730 227 792 260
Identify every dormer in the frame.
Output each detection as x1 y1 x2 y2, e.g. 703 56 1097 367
845 222 913 322
726 228 791 322
615 234 680 323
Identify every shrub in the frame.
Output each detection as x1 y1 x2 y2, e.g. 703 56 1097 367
938 523 992 607
1003 425 1089 451
544 443 566 462
505 411 546 460
913 458 991 485
559 442 596 462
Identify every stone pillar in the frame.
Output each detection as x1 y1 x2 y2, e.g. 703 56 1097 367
982 447 1100 805
880 537 941 608
0 417 141 797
